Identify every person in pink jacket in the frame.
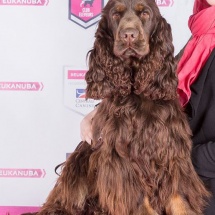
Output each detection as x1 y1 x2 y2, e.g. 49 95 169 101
176 0 215 214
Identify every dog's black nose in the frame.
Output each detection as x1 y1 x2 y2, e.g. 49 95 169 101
120 28 139 43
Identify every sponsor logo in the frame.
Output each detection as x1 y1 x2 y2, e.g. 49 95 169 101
0 0 49 6
69 0 104 29
0 168 46 178
63 67 100 116
0 82 44 91
76 89 86 98
156 0 174 7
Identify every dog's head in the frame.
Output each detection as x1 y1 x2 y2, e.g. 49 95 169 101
85 0 177 100
110 0 159 60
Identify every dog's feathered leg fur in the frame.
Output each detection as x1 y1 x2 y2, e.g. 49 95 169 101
37 141 93 215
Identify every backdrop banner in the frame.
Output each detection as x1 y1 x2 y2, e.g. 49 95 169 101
0 0 194 214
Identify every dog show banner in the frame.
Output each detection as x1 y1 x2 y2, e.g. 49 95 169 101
0 0 194 214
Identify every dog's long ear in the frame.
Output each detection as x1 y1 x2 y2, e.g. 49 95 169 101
85 17 113 100
85 15 132 100
134 17 178 100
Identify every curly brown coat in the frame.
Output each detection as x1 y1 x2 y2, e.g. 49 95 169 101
35 0 210 214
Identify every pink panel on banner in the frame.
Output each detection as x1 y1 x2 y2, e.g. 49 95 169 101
156 0 174 7
0 206 40 215
67 70 86 80
70 0 102 22
0 0 49 6
0 82 43 91
0 168 46 178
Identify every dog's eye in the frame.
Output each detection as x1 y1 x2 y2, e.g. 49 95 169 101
139 11 149 19
112 12 121 20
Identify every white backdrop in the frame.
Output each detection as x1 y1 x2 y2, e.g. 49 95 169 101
0 0 194 214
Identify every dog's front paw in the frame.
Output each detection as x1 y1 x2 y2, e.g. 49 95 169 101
165 194 202 215
142 197 159 215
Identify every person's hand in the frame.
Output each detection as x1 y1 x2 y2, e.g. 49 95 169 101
80 108 97 144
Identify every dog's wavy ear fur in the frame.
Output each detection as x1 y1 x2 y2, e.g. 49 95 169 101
85 4 177 101
85 15 132 100
85 16 113 100
134 16 178 100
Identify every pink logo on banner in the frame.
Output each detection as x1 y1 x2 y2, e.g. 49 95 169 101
67 70 86 80
0 206 40 215
69 0 104 29
0 168 46 178
0 82 44 91
0 0 49 6
156 0 174 7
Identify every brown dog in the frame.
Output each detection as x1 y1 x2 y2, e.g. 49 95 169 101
28 0 210 214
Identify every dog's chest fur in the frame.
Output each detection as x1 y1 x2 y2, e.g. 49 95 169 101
92 94 184 154
89 94 191 214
